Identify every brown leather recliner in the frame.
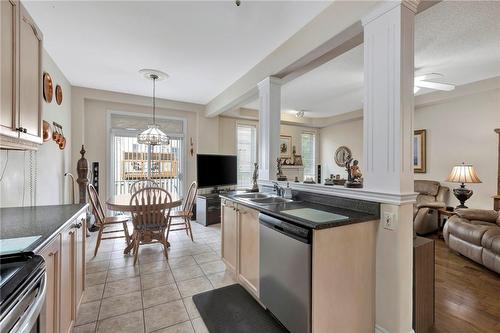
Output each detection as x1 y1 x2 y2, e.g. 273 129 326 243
443 209 500 274
414 180 449 235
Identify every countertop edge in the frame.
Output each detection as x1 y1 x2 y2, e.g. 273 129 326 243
220 194 379 230
33 204 89 253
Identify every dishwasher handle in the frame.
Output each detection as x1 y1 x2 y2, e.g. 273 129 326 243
259 213 311 244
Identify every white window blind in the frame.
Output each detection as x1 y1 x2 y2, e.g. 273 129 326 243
237 124 257 187
301 132 316 180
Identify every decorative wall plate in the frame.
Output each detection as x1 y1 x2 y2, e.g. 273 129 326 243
334 146 352 167
55 85 63 105
43 72 53 103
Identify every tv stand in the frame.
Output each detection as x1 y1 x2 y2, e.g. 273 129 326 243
196 193 221 226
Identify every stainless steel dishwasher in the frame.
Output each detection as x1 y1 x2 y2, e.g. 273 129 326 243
259 213 311 333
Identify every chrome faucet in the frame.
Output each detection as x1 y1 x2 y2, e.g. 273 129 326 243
272 181 284 197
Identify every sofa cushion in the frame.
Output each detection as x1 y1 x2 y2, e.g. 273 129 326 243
497 212 500 226
446 217 490 246
416 194 436 206
481 228 500 255
415 180 440 196
455 209 498 223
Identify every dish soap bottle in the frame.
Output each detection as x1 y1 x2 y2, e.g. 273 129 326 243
283 182 293 199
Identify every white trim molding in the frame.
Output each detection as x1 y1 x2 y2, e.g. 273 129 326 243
258 179 417 206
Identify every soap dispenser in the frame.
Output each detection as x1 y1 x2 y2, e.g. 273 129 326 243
283 182 293 199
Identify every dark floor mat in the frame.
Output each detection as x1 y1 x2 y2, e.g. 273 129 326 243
192 284 289 333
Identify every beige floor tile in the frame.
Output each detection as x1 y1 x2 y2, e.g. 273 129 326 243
153 321 194 333
103 277 141 298
96 309 144 333
177 277 213 298
141 270 175 290
139 252 168 264
205 270 237 289
192 252 219 265
199 260 226 275
82 284 105 303
86 260 110 274
171 264 204 282
142 283 181 308
168 256 197 268
144 300 189 332
140 260 171 274
106 265 140 282
88 250 113 262
108 256 136 269
182 297 200 319
191 318 209 333
99 291 142 320
86 271 107 287
75 300 100 326
73 322 96 333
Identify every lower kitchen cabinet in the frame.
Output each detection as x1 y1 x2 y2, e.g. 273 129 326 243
221 199 260 298
38 211 86 333
237 205 260 297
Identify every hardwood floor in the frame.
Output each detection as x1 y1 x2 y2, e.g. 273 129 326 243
429 237 500 333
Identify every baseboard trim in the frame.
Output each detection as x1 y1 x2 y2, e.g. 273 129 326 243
375 324 415 333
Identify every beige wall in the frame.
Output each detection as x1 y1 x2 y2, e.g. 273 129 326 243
319 117 363 180
71 87 214 203
0 50 72 207
316 80 500 209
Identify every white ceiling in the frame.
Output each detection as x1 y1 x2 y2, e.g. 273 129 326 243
245 1 500 118
24 0 330 104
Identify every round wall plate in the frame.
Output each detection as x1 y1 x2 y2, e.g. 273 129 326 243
334 146 352 167
55 85 63 105
43 72 53 103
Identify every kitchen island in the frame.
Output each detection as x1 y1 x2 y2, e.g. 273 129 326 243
0 204 88 333
220 191 380 333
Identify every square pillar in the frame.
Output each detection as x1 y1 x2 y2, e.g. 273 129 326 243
257 77 282 180
362 1 418 333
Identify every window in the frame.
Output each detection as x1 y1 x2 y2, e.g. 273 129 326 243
237 124 257 187
301 132 316 180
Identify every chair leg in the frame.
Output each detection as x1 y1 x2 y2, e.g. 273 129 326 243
93 225 104 257
161 231 169 260
166 217 171 241
186 217 194 241
123 222 131 246
133 233 140 265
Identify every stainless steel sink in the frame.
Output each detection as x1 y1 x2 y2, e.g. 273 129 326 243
249 197 294 205
234 193 271 199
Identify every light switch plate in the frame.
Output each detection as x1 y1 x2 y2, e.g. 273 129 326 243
383 212 397 230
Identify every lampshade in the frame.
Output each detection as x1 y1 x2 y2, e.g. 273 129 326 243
446 163 481 184
137 124 170 146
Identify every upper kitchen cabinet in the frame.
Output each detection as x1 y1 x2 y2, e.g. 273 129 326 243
0 0 43 149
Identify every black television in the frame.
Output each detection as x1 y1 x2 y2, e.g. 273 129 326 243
197 154 237 188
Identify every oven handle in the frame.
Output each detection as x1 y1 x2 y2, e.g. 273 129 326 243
13 271 47 333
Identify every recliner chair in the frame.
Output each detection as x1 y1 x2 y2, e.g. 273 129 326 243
414 180 449 235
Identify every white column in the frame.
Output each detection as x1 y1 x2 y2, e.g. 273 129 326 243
257 77 282 181
362 2 417 333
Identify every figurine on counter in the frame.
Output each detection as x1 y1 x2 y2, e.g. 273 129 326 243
345 157 363 188
250 163 259 192
277 158 287 181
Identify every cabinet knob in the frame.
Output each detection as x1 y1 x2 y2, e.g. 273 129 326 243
48 252 54 257
74 222 83 229
23 128 27 133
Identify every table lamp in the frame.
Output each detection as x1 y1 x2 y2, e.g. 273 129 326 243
446 163 481 208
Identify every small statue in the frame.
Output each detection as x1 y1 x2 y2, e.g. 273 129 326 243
345 157 363 188
351 160 362 181
277 158 287 181
250 163 259 192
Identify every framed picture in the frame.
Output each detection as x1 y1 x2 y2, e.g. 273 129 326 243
413 129 427 173
293 155 303 166
280 135 292 158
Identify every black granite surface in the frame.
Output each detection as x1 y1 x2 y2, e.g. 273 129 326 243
0 204 87 252
220 192 379 230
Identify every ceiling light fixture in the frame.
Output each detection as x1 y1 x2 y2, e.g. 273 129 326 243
295 110 305 118
137 69 170 146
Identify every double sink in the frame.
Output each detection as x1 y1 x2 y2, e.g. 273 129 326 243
233 192 294 206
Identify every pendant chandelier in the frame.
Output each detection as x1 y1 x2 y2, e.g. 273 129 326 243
137 69 170 146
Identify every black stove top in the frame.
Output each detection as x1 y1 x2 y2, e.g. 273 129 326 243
0 253 44 308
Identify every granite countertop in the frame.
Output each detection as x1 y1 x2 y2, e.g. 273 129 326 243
220 192 379 230
0 204 88 253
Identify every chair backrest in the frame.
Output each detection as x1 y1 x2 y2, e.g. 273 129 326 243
130 187 172 229
130 179 160 194
87 184 105 226
182 181 198 214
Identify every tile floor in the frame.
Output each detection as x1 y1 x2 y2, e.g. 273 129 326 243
74 221 235 333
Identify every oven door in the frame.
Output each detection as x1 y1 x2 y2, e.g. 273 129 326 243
0 269 47 333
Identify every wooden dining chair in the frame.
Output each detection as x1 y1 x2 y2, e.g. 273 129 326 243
87 184 131 256
167 181 198 242
129 179 160 194
129 187 172 264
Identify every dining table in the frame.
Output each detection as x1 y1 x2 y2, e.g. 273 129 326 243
106 193 183 254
